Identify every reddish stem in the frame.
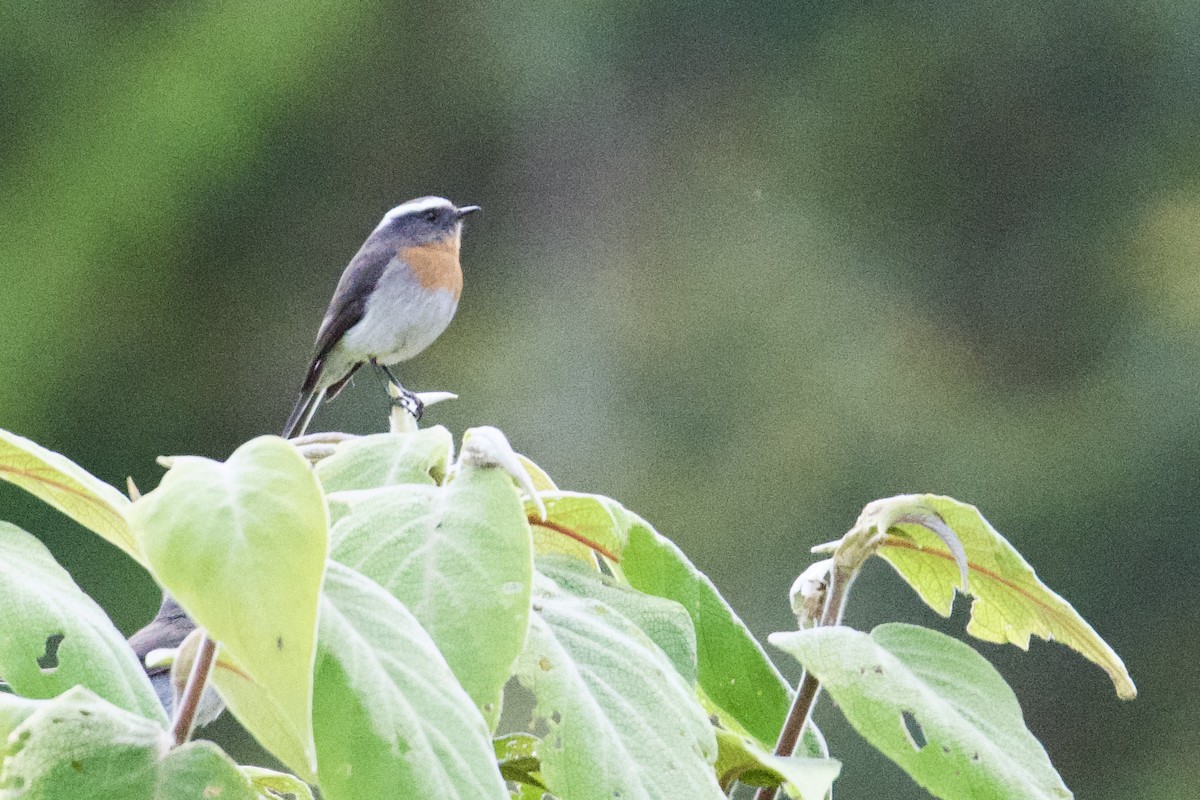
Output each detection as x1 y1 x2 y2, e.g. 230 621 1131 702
171 636 217 746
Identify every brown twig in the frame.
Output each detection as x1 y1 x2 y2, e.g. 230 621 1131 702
752 562 857 800
171 635 217 746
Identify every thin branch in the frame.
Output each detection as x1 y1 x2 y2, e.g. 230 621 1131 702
171 635 217 746
751 562 857 800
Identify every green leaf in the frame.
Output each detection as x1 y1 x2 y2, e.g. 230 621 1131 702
512 572 724 800
770 623 1073 800
528 491 637 564
312 562 507 800
494 733 545 789
129 436 328 780
328 459 533 728
713 728 840 800
0 429 139 562
314 428 453 494
621 521 792 748
0 687 254 800
155 741 257 799
516 454 558 492
508 783 546 800
537 555 698 685
699 686 829 771
0 694 41 755
241 765 315 800
862 494 1136 699
0 523 165 723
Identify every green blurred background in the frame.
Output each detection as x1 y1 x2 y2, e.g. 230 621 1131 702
1 1 1193 796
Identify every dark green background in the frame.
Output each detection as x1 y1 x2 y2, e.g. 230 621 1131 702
2 1 1190 797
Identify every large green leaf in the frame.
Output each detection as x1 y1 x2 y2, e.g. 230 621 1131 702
0 523 164 723
312 562 507 800
536 556 697 685
621 521 792 748
314 428 453 494
0 429 138 562
512 572 724 800
770 623 1072 800
129 436 328 780
328 459 533 728
861 494 1136 699
0 687 253 799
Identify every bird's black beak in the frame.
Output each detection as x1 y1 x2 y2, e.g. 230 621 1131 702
455 205 481 219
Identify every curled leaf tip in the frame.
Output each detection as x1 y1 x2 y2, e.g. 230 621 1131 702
894 511 969 592
863 495 969 591
461 426 546 519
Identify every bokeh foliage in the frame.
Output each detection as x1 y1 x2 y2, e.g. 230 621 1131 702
2 1 1194 797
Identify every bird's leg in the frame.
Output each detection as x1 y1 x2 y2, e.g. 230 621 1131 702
375 362 424 421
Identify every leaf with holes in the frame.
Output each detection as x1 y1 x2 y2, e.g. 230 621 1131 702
862 494 1136 699
0 687 254 799
314 428 453 494
770 623 1072 800
0 429 139 562
0 522 164 723
129 436 328 780
312 562 507 800
512 571 724 800
328 457 532 729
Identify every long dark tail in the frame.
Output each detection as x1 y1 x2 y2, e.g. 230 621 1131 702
282 387 325 439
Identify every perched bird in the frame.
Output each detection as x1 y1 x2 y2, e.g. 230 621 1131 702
282 196 480 438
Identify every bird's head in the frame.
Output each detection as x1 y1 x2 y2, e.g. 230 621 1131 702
373 196 481 247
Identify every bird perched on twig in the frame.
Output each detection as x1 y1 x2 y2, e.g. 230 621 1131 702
282 196 480 438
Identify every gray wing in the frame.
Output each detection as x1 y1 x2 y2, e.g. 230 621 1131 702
300 235 394 394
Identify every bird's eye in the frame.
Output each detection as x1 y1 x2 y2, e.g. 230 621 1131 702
422 209 439 222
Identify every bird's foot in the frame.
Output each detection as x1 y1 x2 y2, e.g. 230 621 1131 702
389 387 425 421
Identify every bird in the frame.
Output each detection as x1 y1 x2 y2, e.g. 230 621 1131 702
281 196 481 438
126 594 224 728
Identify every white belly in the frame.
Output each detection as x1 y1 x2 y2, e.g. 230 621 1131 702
343 286 458 363
319 266 459 389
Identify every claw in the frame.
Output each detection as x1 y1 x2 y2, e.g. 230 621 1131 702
387 388 425 421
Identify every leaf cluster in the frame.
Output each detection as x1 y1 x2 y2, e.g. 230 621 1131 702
0 422 1133 799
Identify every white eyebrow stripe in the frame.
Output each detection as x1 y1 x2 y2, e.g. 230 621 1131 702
374 196 455 230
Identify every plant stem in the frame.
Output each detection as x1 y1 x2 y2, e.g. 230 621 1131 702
171 635 217 746
752 562 858 800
